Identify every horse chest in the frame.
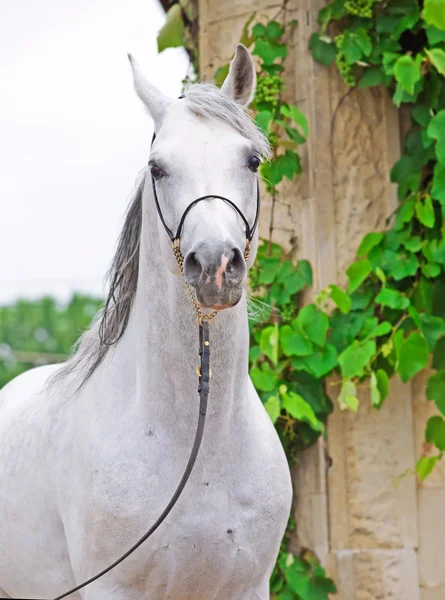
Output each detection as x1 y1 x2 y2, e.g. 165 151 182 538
77 416 291 598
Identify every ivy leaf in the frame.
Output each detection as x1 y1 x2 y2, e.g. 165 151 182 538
426 415 445 451
432 163 445 204
412 104 432 127
426 48 445 75
417 456 439 481
253 38 287 65
258 256 280 284
309 33 337 66
422 263 442 278
371 369 389 409
391 254 419 280
276 259 312 296
301 344 338 378
263 395 280 423
423 0 445 32
357 232 384 257
342 28 372 64
338 379 359 412
347 259 372 293
250 362 277 391
382 51 401 75
252 23 268 38
280 325 313 357
285 125 306 145
328 285 351 314
295 260 313 289
367 321 392 339
259 325 279 365
317 0 347 27
427 109 445 164
263 151 301 185
394 54 422 95
426 370 445 414
338 340 376 378
397 332 429 382
404 236 423 252
426 25 445 45
420 315 445 351
298 305 329 347
359 67 391 88
249 345 261 364
265 21 284 40
283 392 321 430
307 575 337 599
281 104 309 137
255 110 272 134
416 196 435 229
395 199 416 229
157 4 185 52
375 288 410 310
214 64 230 87
432 336 445 370
434 241 445 266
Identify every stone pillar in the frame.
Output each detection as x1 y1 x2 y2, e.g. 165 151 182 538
197 1 430 598
412 371 445 600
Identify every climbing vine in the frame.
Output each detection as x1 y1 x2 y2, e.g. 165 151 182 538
159 0 445 595
307 0 445 482
156 8 338 598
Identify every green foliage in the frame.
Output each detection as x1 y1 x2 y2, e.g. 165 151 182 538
0 295 103 389
311 0 445 479
271 547 337 600
156 1 199 80
157 4 185 52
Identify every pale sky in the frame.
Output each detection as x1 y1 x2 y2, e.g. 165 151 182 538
0 0 188 303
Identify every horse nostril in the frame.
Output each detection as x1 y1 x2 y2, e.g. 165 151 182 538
184 251 204 286
228 248 244 274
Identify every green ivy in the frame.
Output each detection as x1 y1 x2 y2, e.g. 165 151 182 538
308 0 445 480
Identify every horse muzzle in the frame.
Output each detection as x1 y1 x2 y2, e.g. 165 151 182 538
183 241 246 309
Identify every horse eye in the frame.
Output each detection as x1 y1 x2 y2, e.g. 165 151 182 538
248 156 260 173
151 165 164 180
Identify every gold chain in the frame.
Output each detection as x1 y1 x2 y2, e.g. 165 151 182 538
172 241 218 325
172 239 251 326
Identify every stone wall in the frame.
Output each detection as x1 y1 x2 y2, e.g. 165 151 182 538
198 0 445 597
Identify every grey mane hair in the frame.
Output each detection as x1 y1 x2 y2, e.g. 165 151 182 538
52 83 269 389
50 168 146 389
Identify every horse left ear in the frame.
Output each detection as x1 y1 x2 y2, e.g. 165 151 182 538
128 54 171 130
221 44 256 107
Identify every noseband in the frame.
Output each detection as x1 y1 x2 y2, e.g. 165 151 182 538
5 117 261 600
151 133 260 260
150 131 260 325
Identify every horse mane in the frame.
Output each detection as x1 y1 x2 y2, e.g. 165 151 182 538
52 82 269 388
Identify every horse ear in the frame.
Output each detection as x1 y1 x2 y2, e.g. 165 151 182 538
221 44 257 107
128 54 171 129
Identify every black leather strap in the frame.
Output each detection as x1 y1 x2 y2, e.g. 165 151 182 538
150 132 260 245
198 321 210 415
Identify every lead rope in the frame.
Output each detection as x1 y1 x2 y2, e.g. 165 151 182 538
1 242 250 600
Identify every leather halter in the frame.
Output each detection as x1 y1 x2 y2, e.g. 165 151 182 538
3 117 261 600
150 131 261 248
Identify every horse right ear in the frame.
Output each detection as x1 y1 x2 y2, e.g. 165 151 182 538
128 54 171 130
221 44 256 107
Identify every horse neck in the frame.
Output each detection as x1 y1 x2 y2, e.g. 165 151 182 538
117 180 250 437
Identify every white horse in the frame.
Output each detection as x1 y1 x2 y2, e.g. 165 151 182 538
0 45 292 599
